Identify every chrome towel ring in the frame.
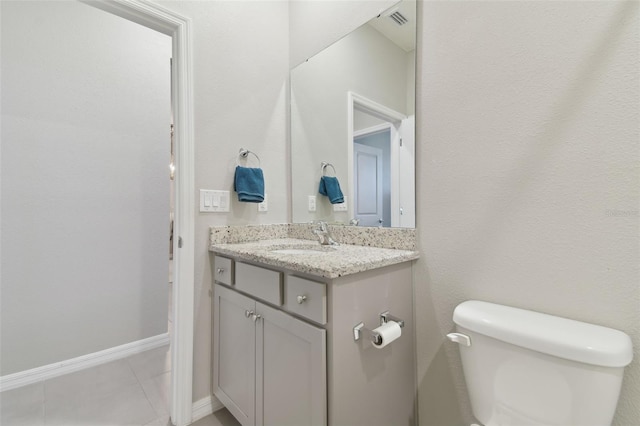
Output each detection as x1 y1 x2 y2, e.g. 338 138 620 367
321 162 336 176
237 148 261 167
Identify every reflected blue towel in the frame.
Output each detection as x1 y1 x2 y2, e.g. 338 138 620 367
318 176 344 204
234 166 265 203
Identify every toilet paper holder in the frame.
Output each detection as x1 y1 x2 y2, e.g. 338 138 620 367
353 311 405 342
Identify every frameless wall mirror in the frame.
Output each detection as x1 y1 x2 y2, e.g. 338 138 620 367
290 0 416 228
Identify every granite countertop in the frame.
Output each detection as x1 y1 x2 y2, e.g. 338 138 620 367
209 238 419 279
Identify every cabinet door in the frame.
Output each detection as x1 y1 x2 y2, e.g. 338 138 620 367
256 302 327 426
213 284 256 426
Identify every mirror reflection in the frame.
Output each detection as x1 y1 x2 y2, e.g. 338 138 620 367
290 0 416 228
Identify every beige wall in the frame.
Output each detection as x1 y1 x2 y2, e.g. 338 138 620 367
155 0 290 400
1 1 171 375
415 1 639 425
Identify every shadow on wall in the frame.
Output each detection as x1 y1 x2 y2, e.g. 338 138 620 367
414 258 471 425
417 337 467 426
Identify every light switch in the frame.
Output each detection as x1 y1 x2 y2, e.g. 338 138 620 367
308 195 316 212
200 190 230 212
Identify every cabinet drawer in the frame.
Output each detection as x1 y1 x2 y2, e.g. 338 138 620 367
214 256 234 285
285 276 327 325
235 262 282 306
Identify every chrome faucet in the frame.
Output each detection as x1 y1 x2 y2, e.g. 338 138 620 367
313 221 339 246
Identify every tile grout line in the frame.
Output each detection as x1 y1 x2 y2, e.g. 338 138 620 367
125 355 152 411
137 374 163 425
128 354 161 424
129 349 172 424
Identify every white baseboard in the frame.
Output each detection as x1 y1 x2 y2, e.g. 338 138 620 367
192 395 224 423
0 333 170 393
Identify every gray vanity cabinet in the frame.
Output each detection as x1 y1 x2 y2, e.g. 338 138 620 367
212 254 415 426
257 301 326 426
213 284 256 425
213 280 327 426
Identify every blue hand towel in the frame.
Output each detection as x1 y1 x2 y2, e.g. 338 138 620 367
234 166 265 203
318 176 344 204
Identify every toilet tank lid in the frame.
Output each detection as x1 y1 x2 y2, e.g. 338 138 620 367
453 300 633 368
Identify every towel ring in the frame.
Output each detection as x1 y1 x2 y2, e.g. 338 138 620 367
237 148 261 167
321 162 336 177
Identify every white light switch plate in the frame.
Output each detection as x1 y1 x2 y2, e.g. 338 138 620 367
308 195 316 212
200 190 230 212
333 197 348 212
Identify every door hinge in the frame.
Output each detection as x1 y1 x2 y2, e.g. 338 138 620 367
400 138 403 147
178 236 183 248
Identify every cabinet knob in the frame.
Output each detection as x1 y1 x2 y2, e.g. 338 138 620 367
245 310 254 318
296 295 307 304
217 268 225 274
251 313 262 322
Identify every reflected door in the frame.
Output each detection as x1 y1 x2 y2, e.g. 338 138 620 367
354 143 383 226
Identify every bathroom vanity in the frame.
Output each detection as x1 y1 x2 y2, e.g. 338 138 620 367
210 234 418 426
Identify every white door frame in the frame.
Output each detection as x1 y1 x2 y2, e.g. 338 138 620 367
80 1 194 425
347 92 406 227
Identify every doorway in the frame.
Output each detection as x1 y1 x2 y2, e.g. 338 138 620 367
348 91 414 228
62 0 195 426
83 2 195 425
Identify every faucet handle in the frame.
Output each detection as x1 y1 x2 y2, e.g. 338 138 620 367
312 220 338 245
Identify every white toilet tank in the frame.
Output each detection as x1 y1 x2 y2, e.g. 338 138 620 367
449 301 633 426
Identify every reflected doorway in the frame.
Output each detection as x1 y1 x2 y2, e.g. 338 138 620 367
349 92 415 228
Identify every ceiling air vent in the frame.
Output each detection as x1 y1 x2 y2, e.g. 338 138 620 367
388 11 408 26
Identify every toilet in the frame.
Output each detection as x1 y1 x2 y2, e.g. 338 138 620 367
448 300 633 426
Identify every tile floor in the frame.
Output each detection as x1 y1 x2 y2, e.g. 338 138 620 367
190 410 239 426
0 344 239 426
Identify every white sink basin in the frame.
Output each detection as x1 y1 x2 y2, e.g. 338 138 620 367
272 249 317 255
270 245 337 255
